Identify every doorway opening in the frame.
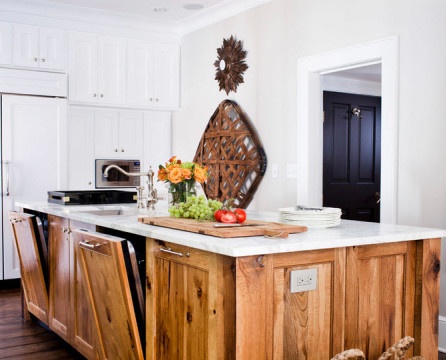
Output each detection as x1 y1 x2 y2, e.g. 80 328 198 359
296 37 399 224
323 91 381 222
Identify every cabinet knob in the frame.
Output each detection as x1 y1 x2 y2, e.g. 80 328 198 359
41 58 46 62
114 149 118 152
93 93 97 97
156 98 159 102
121 149 124 152
33 57 38 62
100 94 104 98
149 98 153 101
88 181 92 185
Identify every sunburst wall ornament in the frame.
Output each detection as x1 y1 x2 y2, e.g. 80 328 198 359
214 35 249 95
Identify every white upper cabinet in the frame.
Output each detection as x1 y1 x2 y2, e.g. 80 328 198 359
127 39 180 109
0 22 12 65
13 24 67 70
94 109 143 159
69 32 126 105
154 42 180 109
127 39 154 106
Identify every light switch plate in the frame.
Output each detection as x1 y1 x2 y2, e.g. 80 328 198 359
271 164 279 178
290 268 317 293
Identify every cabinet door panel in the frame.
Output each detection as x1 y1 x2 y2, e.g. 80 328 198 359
39 27 66 70
154 42 180 109
9 212 49 325
94 109 119 158
48 216 71 342
98 35 126 105
0 22 12 65
344 242 416 359
12 24 39 67
272 262 334 359
154 257 209 359
69 32 98 103
119 110 144 159
68 107 95 189
143 112 171 184
71 221 97 359
2 95 67 280
127 39 154 106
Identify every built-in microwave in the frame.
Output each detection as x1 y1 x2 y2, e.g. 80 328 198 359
95 159 141 188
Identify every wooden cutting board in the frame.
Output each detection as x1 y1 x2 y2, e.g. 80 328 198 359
138 216 307 238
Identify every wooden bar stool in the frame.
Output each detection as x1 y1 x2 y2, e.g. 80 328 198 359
9 211 49 325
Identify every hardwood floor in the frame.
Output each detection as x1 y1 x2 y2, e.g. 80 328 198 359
0 282 84 359
1 281 445 359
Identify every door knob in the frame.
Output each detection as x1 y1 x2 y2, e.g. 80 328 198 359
374 192 381 204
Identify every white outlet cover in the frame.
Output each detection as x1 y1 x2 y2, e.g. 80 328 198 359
290 268 318 293
286 163 298 178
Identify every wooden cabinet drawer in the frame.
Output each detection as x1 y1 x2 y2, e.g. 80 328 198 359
152 239 210 270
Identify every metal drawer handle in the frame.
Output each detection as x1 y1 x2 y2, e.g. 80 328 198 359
160 246 190 257
10 218 22 223
80 240 102 249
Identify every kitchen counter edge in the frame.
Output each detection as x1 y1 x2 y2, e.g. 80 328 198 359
16 201 446 258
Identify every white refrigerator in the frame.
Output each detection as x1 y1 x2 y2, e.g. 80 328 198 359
1 94 67 279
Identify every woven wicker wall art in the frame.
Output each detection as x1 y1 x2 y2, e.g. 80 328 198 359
194 100 267 209
214 36 248 95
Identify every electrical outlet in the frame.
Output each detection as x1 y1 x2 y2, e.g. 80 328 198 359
290 268 317 293
286 163 298 178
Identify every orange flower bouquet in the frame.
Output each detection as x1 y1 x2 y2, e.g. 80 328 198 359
158 156 208 205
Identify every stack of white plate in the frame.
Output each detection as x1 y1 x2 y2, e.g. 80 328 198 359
278 206 342 228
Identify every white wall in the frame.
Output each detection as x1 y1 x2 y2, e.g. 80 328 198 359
174 0 446 329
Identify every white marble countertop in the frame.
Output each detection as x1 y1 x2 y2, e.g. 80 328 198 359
16 201 446 257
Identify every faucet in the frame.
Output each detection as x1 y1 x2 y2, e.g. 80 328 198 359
103 165 158 209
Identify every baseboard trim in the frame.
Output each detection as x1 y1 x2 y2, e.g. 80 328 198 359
439 315 446 352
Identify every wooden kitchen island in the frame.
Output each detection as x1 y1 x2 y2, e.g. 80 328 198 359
17 201 444 360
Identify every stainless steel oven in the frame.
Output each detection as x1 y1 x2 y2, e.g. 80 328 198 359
95 159 141 188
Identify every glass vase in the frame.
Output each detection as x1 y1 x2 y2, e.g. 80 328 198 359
168 180 197 206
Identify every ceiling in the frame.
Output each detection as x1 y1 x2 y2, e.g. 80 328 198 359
39 0 238 22
331 63 382 83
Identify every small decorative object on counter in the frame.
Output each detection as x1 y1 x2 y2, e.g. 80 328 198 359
157 156 208 206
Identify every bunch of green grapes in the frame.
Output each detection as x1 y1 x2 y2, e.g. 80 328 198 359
168 195 222 220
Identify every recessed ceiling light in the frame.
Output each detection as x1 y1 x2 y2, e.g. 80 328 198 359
153 7 167 13
183 3 204 11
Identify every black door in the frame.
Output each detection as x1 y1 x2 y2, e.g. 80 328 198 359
323 91 381 222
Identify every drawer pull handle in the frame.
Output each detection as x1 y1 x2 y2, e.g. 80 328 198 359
160 246 190 257
10 218 22 223
80 240 102 249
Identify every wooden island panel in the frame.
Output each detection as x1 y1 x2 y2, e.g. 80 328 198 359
146 240 236 360
48 215 97 359
271 248 345 359
414 238 441 358
344 242 416 358
48 216 71 342
147 239 440 360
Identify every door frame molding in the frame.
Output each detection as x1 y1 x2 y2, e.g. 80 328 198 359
296 36 399 224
